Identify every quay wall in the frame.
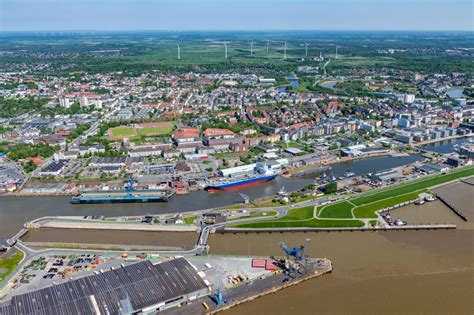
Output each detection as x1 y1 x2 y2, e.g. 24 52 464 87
210 259 333 314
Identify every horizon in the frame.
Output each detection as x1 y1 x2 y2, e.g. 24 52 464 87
1 0 472 32
1 29 473 34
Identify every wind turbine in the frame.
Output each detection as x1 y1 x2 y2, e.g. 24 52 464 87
177 43 181 60
284 41 287 60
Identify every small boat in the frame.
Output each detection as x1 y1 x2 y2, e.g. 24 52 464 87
344 170 356 178
414 199 425 205
278 186 287 195
394 218 407 226
425 195 436 202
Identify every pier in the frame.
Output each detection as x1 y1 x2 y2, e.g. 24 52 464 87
163 258 333 315
223 224 457 233
436 194 468 221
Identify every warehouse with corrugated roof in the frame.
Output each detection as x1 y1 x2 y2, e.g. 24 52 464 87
0 258 210 315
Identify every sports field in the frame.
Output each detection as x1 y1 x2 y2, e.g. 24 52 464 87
137 125 174 136
108 122 174 139
110 126 137 138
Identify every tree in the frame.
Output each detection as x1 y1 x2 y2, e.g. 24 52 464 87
325 182 337 194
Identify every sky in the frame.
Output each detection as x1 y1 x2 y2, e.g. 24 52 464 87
0 0 472 32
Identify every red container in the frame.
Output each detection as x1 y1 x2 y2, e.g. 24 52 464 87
252 258 266 268
265 259 279 271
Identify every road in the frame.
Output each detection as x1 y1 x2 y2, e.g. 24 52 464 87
323 59 331 76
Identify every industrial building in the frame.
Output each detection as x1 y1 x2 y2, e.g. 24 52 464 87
371 170 402 182
0 258 210 315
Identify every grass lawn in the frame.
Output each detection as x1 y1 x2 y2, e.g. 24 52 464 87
227 210 278 221
213 151 249 159
231 205 364 228
110 126 136 137
0 251 24 282
183 215 196 225
231 167 473 228
276 141 301 149
290 195 315 204
137 125 174 136
235 219 364 228
318 201 354 218
285 206 314 220
353 191 423 218
351 167 474 206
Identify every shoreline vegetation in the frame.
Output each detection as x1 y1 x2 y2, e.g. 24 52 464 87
0 251 24 283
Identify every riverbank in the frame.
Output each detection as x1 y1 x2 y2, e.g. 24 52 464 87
208 229 474 315
0 154 426 239
416 134 470 146
210 259 332 314
233 167 474 229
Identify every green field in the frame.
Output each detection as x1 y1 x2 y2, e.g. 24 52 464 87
318 201 354 218
183 215 196 225
110 126 136 137
233 167 473 229
351 167 474 206
236 219 364 228
233 205 363 228
284 206 314 220
227 210 278 221
0 251 24 282
353 191 424 218
137 125 174 136
330 167 474 219
109 124 174 139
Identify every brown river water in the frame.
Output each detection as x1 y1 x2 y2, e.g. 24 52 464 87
17 181 474 314
24 227 474 314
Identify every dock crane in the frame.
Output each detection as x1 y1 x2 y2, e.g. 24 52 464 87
211 273 227 306
279 239 310 278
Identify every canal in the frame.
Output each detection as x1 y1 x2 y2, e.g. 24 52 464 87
0 154 424 239
421 136 472 154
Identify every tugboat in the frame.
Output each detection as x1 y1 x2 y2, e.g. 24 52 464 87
344 169 356 178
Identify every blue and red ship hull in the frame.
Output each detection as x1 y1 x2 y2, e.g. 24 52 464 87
206 174 277 192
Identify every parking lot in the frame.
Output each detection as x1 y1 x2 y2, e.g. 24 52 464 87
4 253 139 299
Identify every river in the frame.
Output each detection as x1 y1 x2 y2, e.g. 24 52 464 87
208 229 473 315
0 154 423 239
421 136 472 154
6 169 473 314
20 224 474 314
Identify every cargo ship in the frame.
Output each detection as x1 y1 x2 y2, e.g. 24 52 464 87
71 179 172 204
206 163 277 192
